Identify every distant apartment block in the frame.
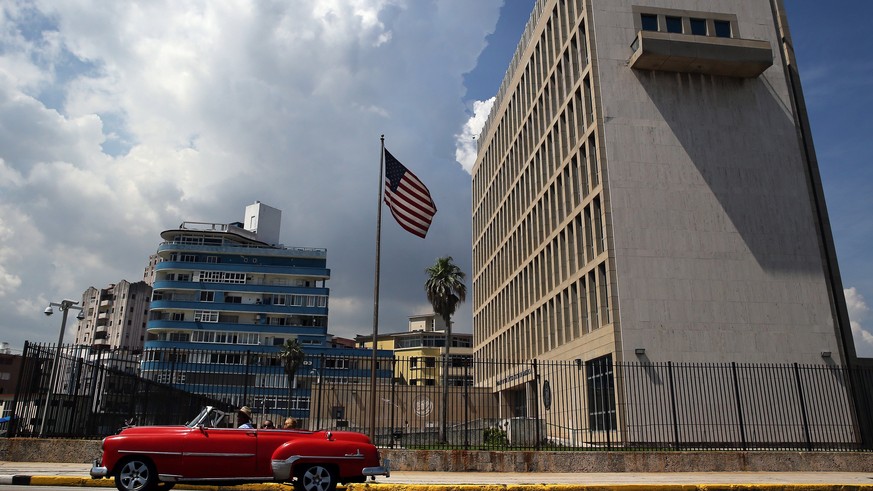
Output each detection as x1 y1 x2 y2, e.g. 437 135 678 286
74 280 152 352
357 313 474 386
142 201 388 413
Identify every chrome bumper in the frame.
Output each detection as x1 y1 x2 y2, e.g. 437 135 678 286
90 460 108 479
271 456 299 481
363 458 390 478
272 457 390 481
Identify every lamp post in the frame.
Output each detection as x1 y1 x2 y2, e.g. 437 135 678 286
40 299 85 437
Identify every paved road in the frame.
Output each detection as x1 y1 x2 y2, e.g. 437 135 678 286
2 462 873 489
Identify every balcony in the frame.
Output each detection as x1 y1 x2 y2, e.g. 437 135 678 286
629 30 772 78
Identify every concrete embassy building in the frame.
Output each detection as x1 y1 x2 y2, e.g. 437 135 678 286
471 0 857 429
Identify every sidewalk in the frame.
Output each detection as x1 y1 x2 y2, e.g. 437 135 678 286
2 462 873 489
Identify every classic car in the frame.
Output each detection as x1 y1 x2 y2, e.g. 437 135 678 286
90 406 390 491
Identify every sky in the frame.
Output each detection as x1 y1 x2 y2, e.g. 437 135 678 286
0 1 871 358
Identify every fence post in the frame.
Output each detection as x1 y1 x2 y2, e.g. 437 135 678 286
86 349 101 436
793 362 812 450
9 340 30 437
241 350 251 406
730 362 747 450
606 361 612 450
389 356 396 448
667 361 680 449
169 347 178 397
130 361 141 425
464 360 470 449
316 353 325 431
533 359 541 450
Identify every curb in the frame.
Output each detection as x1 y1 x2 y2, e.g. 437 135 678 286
2 476 873 491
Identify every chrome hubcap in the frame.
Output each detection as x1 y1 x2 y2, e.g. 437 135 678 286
302 466 332 491
119 460 151 491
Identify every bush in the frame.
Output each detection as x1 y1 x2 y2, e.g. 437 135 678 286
484 423 509 447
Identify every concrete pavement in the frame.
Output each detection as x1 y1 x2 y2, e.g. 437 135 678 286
2 461 873 490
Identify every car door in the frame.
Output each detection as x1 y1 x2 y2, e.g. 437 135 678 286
182 426 258 479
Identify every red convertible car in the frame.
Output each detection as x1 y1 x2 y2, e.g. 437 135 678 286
90 406 390 491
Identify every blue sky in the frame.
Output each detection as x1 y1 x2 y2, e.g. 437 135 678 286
787 1 873 357
0 1 870 358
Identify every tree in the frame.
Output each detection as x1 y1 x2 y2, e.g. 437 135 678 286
279 338 305 414
425 256 467 443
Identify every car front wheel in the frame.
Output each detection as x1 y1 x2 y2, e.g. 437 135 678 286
295 464 337 491
115 457 158 491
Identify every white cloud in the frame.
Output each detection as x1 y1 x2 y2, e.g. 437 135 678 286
846 287 873 358
454 97 494 174
0 0 501 349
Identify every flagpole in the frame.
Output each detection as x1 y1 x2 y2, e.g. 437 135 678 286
369 135 385 441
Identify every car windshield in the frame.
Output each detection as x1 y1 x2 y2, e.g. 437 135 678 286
185 406 228 428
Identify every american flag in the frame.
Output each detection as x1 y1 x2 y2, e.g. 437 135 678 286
383 149 437 238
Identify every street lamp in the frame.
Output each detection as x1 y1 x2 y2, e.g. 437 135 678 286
40 299 85 437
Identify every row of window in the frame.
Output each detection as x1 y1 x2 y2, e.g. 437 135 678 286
472 3 608 362
640 12 732 38
170 234 225 246
199 271 247 283
143 350 356 371
191 330 261 345
474 135 603 312
477 0 586 154
475 198 608 348
474 21 594 248
160 272 315 288
195 291 327 308
476 262 610 369
394 335 473 349
154 311 326 328
155 290 326 308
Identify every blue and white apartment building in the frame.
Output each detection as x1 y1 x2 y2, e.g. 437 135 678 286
142 202 388 419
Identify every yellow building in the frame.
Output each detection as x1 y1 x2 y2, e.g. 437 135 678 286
356 313 473 386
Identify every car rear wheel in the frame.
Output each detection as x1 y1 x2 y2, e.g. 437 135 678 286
114 457 158 491
295 464 337 491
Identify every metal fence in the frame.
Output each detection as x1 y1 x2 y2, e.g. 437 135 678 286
6 342 872 451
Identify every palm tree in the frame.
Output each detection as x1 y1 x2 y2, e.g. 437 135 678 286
279 338 305 416
425 256 467 443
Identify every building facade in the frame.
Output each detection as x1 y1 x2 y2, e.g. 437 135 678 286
74 281 152 352
141 202 387 416
472 0 858 443
356 313 474 386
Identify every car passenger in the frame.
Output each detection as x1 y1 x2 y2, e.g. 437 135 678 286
261 420 274 429
283 417 298 429
237 406 254 429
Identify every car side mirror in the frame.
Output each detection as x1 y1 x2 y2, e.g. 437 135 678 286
325 431 333 441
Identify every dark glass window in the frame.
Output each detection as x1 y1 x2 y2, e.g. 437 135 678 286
586 354 616 431
714 20 731 38
640 14 658 32
665 16 682 33
690 18 707 35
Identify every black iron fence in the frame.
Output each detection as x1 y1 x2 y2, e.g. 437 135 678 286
6 342 872 451
6 342 233 438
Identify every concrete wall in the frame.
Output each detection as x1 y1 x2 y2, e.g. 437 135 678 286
3 438 873 472
594 0 841 366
